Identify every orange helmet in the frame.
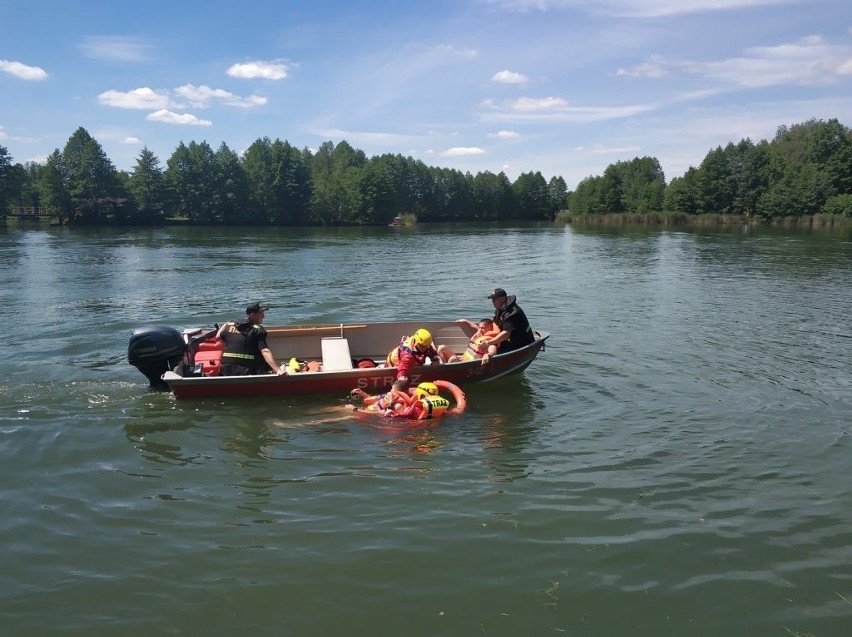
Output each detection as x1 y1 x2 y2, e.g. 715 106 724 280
411 328 432 349
416 382 439 400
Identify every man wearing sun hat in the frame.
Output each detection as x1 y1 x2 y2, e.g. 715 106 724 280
216 301 285 376
485 287 535 353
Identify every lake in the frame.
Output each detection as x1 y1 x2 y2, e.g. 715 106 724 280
1 222 850 636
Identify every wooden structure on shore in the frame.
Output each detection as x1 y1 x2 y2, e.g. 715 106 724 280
8 207 58 219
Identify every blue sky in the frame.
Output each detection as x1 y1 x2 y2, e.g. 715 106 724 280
2 0 851 188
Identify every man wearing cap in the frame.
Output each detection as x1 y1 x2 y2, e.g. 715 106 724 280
485 288 535 353
216 302 285 376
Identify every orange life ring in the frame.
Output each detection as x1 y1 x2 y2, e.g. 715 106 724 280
352 380 465 420
433 380 467 414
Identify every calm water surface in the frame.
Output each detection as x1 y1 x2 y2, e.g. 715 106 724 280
1 223 850 636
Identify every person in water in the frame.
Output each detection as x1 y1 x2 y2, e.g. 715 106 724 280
350 379 413 416
351 382 456 420
437 318 500 365
216 302 285 376
386 328 441 385
487 288 535 353
393 382 452 420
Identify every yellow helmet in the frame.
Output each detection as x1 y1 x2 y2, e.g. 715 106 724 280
411 328 432 349
416 382 439 400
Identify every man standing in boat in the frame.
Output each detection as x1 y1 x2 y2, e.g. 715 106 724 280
216 302 286 376
485 288 534 353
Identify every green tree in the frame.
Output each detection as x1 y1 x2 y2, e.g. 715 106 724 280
696 146 736 214
245 138 312 225
0 145 12 215
309 140 366 224
39 150 73 223
128 147 167 223
354 158 396 224
214 142 250 224
166 141 218 222
569 174 606 215
61 127 117 223
821 193 852 217
663 167 698 214
512 171 549 219
546 175 568 217
472 171 515 220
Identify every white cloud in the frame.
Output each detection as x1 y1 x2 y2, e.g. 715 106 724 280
619 36 852 87
146 110 212 126
313 128 419 145
577 143 643 155
78 36 155 62
95 129 143 145
700 35 851 87
174 84 268 109
0 125 6 139
492 70 528 84
486 0 798 19
441 147 486 156
483 97 656 122
617 59 669 78
98 87 170 110
509 96 569 111
433 44 479 58
0 59 48 81
227 60 289 80
489 130 521 139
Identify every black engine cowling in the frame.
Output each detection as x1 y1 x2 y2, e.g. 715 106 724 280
128 325 187 390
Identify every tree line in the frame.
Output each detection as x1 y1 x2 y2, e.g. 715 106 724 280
1 118 851 225
0 130 566 226
568 118 852 220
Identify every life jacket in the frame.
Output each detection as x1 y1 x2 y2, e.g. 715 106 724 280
396 381 466 420
288 357 322 373
407 395 451 420
461 327 500 362
364 389 411 412
221 320 265 370
361 387 414 414
386 336 434 367
354 380 466 422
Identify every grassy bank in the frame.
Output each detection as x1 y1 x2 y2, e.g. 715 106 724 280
554 211 852 227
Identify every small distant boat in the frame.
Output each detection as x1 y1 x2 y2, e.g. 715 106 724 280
388 216 403 226
128 320 549 400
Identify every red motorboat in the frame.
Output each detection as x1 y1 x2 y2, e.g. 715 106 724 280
128 320 549 400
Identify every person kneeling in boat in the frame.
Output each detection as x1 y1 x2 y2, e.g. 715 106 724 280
216 302 285 376
437 318 500 365
386 328 441 385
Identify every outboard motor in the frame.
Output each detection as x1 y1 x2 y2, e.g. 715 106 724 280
128 326 187 390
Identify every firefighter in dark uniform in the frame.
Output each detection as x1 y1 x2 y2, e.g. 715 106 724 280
486 288 535 353
216 302 285 376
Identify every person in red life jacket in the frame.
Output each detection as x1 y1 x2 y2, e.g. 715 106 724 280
346 380 466 423
486 288 535 353
385 328 441 384
437 318 500 365
216 302 285 376
392 382 453 420
350 379 414 416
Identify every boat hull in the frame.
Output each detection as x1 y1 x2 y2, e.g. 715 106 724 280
156 320 548 400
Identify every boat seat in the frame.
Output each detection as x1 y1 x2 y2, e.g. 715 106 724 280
321 337 354 371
